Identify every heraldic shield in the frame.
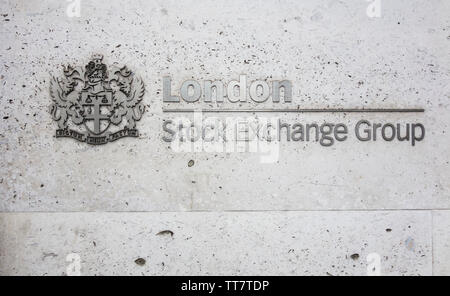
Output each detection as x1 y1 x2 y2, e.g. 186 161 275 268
49 54 145 145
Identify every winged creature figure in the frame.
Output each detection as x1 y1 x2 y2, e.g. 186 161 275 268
49 66 84 128
109 66 145 129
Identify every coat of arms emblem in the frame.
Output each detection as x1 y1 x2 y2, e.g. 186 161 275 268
49 54 145 145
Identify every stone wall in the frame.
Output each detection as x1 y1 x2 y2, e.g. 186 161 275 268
0 0 449 275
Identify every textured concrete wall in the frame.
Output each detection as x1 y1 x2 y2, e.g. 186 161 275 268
0 0 449 275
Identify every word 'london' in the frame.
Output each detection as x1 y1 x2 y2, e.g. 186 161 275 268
163 75 292 103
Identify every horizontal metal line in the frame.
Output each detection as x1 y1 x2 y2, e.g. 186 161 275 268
0 209 445 213
163 108 425 113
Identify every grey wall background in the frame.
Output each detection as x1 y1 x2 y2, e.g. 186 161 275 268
0 0 449 275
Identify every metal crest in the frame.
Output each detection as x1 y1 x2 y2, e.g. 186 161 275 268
49 54 145 145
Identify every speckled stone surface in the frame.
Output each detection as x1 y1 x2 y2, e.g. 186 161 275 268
0 0 449 211
0 0 449 275
433 211 450 275
0 211 432 276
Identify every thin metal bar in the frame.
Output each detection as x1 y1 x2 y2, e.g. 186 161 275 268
162 108 425 113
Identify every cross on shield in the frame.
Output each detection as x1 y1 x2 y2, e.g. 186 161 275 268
81 90 113 135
